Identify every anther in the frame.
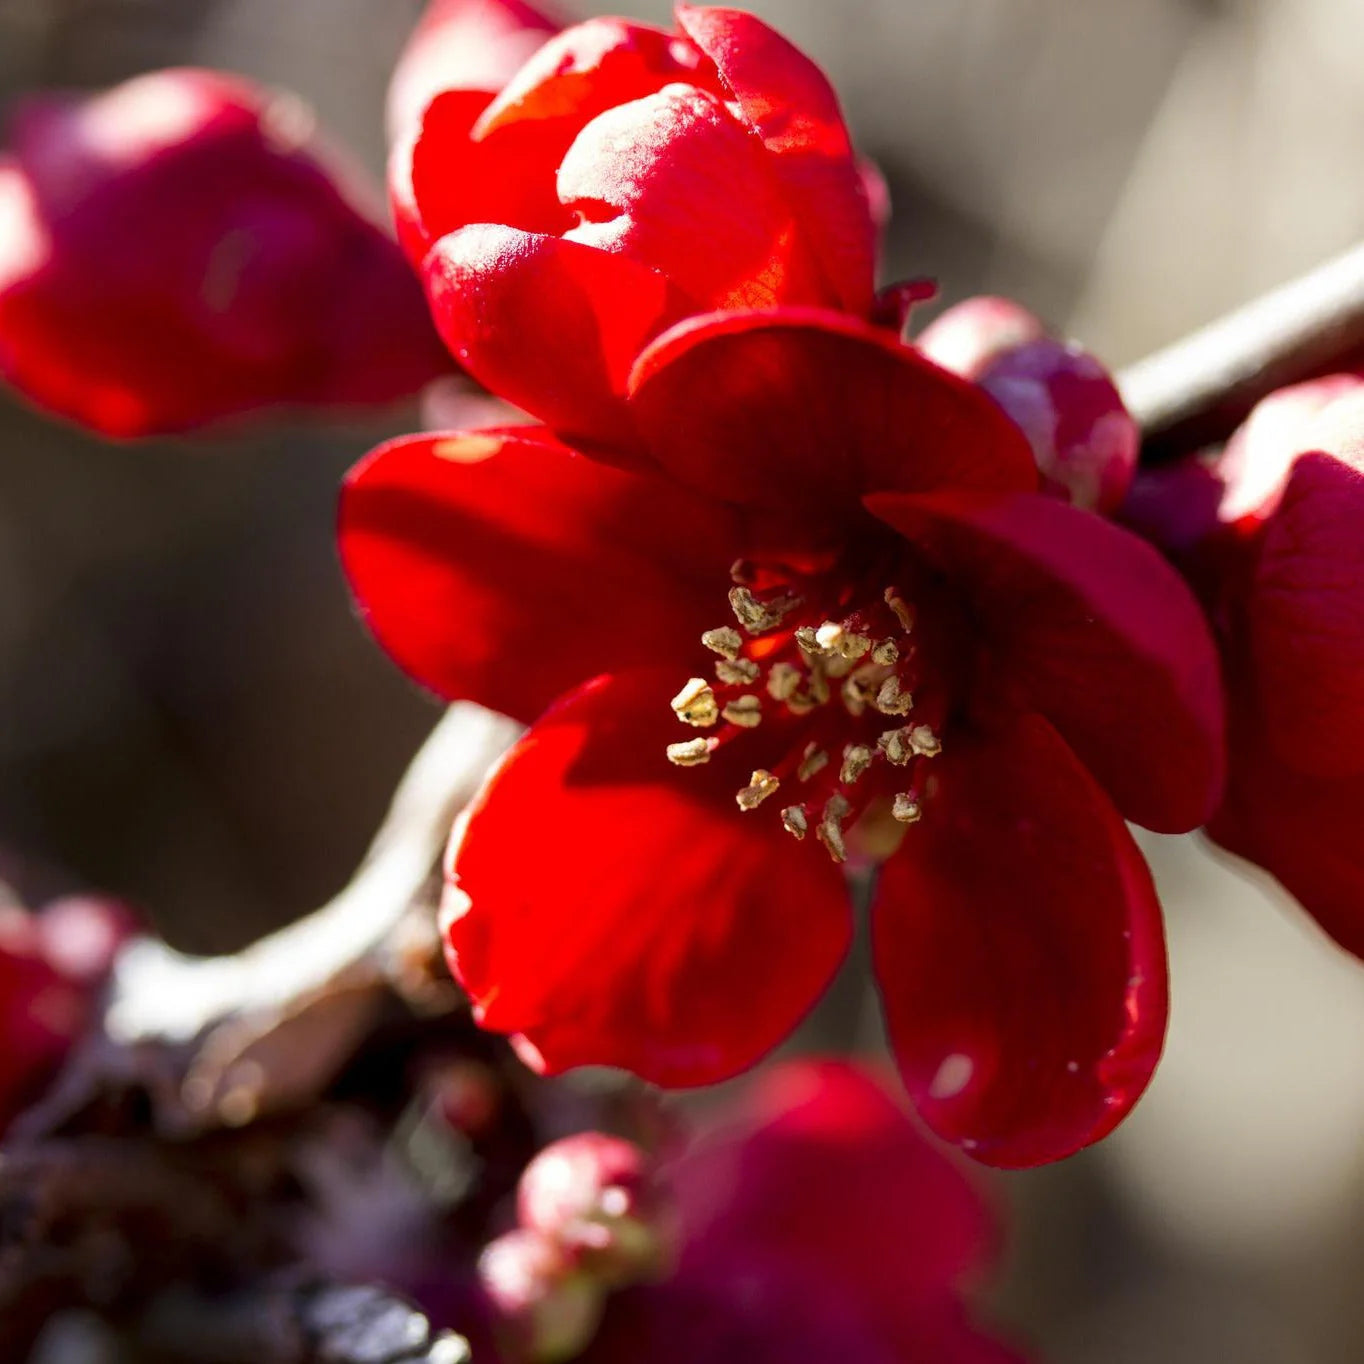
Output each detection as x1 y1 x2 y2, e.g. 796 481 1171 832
871 639 899 666
816 793 851 863
909 725 941 757
840 744 874 784
766 662 802 701
721 695 763 728
878 727 914 765
729 586 798 635
736 769 780 810
671 678 718 727
841 676 872 717
892 793 922 823
875 676 915 716
814 622 872 661
702 626 743 660
716 657 760 685
884 588 915 632
798 744 829 782
666 737 716 766
793 625 825 656
781 806 809 839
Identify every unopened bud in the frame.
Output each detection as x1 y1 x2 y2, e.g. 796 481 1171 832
478 1229 604 1364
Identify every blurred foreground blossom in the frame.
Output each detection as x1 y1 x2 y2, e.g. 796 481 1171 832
1127 375 1364 958
0 893 131 1128
396 4 881 444
481 1061 1026 1363
341 293 1224 1165
0 68 447 437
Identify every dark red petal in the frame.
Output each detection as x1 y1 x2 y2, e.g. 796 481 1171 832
1210 712 1364 960
445 669 852 1086
1 71 446 437
674 5 875 315
1249 405 1364 777
628 309 1037 517
338 430 744 723
866 489 1225 834
673 1061 996 1312
385 0 562 140
558 86 824 309
873 710 1168 1168
425 224 686 448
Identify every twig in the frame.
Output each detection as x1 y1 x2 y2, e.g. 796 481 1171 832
1120 238 1364 459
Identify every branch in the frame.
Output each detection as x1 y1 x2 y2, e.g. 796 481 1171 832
1119 238 1364 458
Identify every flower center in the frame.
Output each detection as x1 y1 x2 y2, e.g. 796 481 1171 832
665 555 947 862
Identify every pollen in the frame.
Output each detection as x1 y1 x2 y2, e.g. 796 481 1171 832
666 737 715 766
875 675 914 716
892 793 923 823
909 725 941 757
716 657 760 685
766 662 802 701
722 695 763 728
702 626 743 660
671 677 718 727
840 744 874 783
871 638 899 666
814 621 872 660
798 743 829 781
736 769 780 810
816 793 851 863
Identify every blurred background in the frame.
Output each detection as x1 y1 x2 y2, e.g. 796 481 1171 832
3 0 1364 1360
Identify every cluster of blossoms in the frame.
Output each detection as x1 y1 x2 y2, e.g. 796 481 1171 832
1 5 1364 1343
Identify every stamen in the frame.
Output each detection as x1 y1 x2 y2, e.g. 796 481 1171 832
892 793 922 823
671 678 718 727
766 662 802 701
816 793 851 863
884 588 915 633
701 626 743 660
909 725 941 757
716 657 760 685
871 639 900 666
736 769 780 810
875 676 914 716
798 744 829 781
840 744 874 784
666 737 715 766
721 695 763 728
729 559 757 585
878 727 914 765
781 806 808 839
729 586 799 635
814 621 872 661
841 675 872 717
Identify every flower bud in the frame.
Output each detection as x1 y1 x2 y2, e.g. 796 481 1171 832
517 1132 668 1285
914 294 1044 379
478 1228 604 1363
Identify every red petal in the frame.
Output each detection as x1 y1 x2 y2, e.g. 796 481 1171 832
628 309 1037 517
558 85 824 310
1210 713 1364 960
425 224 686 448
866 489 1225 834
872 710 1168 1167
674 5 875 315
338 430 744 723
445 669 852 1085
1248 407 1364 778
1 71 445 438
673 1061 996 1311
385 0 562 140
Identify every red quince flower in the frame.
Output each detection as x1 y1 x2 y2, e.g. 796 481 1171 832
340 304 1225 1167
1127 375 1364 958
0 68 447 437
387 0 565 141
392 4 880 446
